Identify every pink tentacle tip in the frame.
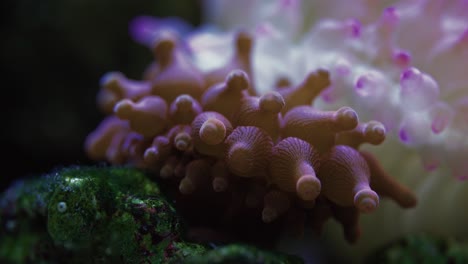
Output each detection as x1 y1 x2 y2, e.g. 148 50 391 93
354 189 379 213
355 75 373 97
227 70 250 91
401 67 420 82
423 159 440 171
457 175 468 181
382 7 399 25
399 128 409 143
296 175 321 201
393 50 411 68
320 87 338 103
346 19 361 38
335 107 359 130
431 116 448 134
84 15 427 243
199 118 226 145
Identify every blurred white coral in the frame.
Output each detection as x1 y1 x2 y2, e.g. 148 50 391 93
198 0 468 261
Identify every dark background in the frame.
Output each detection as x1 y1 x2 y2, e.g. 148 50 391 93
1 0 202 192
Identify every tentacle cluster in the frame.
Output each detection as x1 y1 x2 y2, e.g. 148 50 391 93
85 30 417 243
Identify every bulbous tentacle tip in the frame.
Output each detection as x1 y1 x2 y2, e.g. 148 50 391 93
262 207 278 223
179 178 195 195
151 31 177 56
305 68 330 86
97 90 119 114
212 177 228 192
100 71 124 91
114 99 134 119
335 106 359 130
296 174 321 201
275 77 292 88
143 147 159 163
226 70 250 91
259 91 285 113
398 191 418 208
227 142 253 177
392 50 411 68
199 118 226 145
175 94 195 110
365 121 386 144
160 156 177 179
354 189 379 213
160 165 173 179
174 132 192 151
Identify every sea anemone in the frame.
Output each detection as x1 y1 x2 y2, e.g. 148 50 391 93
189 0 468 261
85 24 417 251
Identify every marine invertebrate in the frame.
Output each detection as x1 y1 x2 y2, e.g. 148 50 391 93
85 24 416 246
269 137 321 201
196 0 468 180
319 145 379 213
191 0 468 261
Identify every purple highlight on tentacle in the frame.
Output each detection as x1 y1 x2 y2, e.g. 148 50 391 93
334 59 351 76
382 7 398 24
457 175 468 181
347 19 361 38
430 104 453 134
129 16 193 47
280 0 299 8
401 67 417 81
423 159 440 171
399 128 409 143
355 75 370 97
431 117 446 134
455 28 468 48
321 86 338 103
354 73 384 98
393 50 411 68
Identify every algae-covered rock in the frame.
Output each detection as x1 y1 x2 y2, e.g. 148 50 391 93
0 166 306 263
365 234 468 264
186 243 304 264
0 166 193 263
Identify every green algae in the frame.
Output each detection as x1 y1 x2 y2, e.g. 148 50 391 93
365 234 468 264
0 166 305 263
185 244 304 264
0 166 184 263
